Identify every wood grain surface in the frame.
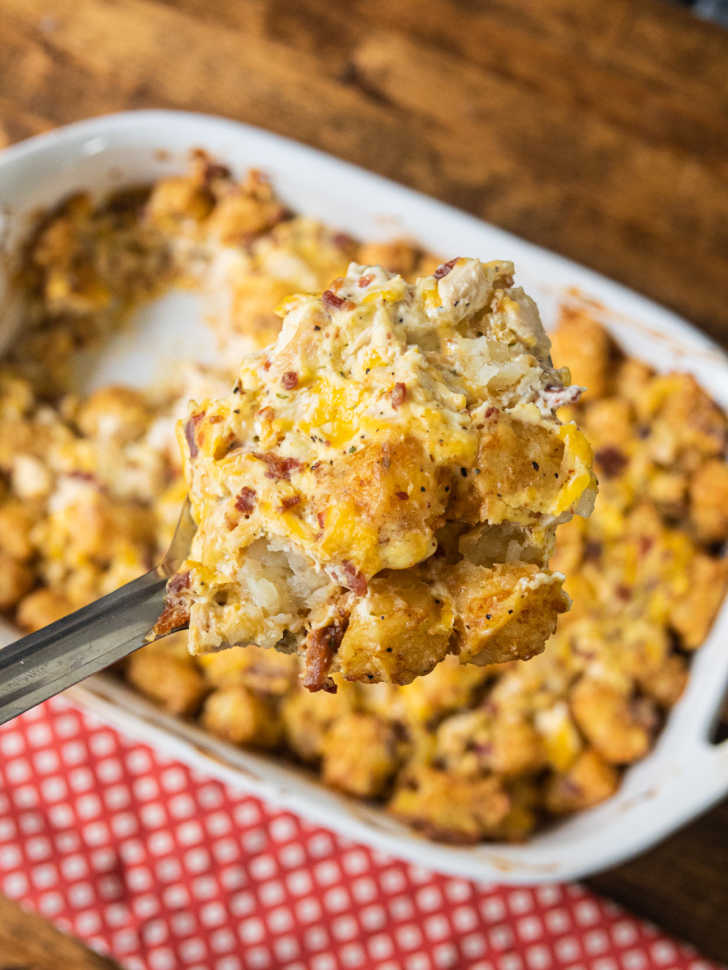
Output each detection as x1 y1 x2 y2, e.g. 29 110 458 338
0 0 727 965
0 892 120 968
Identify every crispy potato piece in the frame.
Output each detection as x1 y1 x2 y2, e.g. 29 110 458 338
198 644 298 695
487 779 540 841
206 190 286 245
0 500 35 560
638 373 726 468
77 386 151 442
356 240 419 277
582 397 634 450
571 678 654 765
646 470 687 514
281 681 356 762
145 173 214 230
614 356 654 405
392 654 493 725
389 765 510 843
334 573 453 685
453 412 568 526
545 749 619 814
0 553 34 611
312 437 447 575
436 709 545 778
321 713 400 797
639 654 689 708
440 560 569 665
201 685 281 748
126 644 206 717
690 459 728 544
670 554 728 648
229 276 298 346
550 307 615 400
16 588 72 631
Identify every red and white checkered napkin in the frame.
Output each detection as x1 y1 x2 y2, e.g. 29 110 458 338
0 699 715 970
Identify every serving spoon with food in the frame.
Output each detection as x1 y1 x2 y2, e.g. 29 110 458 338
0 501 196 725
0 257 596 722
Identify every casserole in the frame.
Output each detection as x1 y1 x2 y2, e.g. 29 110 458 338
0 110 726 882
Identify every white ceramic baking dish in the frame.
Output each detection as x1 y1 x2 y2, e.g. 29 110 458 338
0 110 727 884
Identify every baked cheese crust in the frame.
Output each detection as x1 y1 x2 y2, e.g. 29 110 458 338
163 258 596 689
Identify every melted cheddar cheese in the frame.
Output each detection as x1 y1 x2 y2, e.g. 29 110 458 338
164 258 596 689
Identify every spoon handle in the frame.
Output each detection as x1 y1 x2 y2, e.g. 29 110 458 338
0 569 167 725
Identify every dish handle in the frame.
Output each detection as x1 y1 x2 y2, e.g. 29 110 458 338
667 631 728 810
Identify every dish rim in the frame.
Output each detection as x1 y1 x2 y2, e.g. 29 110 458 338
1 109 727 883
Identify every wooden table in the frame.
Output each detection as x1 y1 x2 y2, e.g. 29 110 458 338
1 0 727 965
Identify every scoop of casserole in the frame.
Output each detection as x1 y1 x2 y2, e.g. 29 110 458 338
158 257 597 690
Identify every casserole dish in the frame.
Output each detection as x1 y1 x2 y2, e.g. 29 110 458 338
0 110 726 883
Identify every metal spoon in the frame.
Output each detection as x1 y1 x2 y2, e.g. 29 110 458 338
0 501 196 726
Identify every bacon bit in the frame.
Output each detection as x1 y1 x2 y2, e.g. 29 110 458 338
252 452 302 480
322 289 355 311
263 359 271 371
616 584 632 602
281 371 299 390
243 167 273 198
224 436 244 456
184 412 204 458
278 494 301 512
67 470 97 484
234 486 257 514
639 535 654 556
560 777 584 799
595 446 628 479
540 384 583 409
317 511 326 529
154 601 190 637
154 571 191 637
168 571 190 595
340 561 368 596
257 406 275 423
395 491 409 500
208 414 223 424
358 273 374 288
434 258 458 280
206 163 231 181
302 616 349 692
391 382 407 408
484 406 499 418
245 202 289 237
322 289 344 308
631 697 658 732
583 540 602 562
333 231 356 251
196 153 232 182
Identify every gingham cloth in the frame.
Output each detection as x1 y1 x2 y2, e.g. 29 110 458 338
0 698 715 970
